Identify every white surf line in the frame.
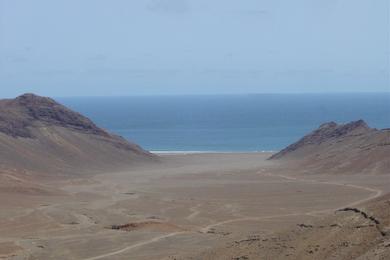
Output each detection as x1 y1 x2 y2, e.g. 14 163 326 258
151 151 274 154
83 231 186 260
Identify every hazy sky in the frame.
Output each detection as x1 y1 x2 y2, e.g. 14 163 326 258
0 0 389 97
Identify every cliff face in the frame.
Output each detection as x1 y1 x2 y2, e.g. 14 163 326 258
269 120 390 174
0 94 156 175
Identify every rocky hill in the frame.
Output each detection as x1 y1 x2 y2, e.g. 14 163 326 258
0 93 156 176
269 120 390 174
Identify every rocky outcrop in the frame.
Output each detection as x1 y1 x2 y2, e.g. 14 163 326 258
269 120 372 160
0 93 108 138
0 93 156 175
336 207 387 237
268 120 389 174
195 193 390 260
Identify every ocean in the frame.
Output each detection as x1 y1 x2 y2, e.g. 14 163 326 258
59 93 390 152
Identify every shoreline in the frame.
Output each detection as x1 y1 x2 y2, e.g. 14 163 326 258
150 150 276 155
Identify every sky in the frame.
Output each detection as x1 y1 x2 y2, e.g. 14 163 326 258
0 0 389 97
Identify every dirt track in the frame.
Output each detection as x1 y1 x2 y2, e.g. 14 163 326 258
1 153 389 259
82 167 386 260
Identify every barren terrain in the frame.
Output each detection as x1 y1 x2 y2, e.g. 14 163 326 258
1 96 389 259
1 152 389 259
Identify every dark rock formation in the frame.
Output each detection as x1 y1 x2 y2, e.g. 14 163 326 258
337 207 386 236
269 120 373 160
0 93 108 138
0 93 155 175
337 207 380 225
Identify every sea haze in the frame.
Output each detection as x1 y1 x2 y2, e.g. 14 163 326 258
60 93 390 152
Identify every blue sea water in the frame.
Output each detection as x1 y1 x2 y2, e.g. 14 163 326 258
59 93 390 152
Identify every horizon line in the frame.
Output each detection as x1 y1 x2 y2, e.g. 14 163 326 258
1 91 390 99
43 91 390 99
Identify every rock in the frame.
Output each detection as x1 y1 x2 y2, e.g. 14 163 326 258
0 93 108 138
269 120 372 160
0 93 156 175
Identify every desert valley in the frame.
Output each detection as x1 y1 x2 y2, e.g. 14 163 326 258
0 94 389 260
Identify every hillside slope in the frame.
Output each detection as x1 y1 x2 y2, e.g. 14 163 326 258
269 120 390 174
196 192 390 260
194 120 390 260
0 93 156 176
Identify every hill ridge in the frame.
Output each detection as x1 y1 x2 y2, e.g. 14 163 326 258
0 93 108 138
0 93 155 175
269 120 374 160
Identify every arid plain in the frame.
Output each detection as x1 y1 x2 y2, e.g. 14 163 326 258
1 152 389 260
1 94 389 259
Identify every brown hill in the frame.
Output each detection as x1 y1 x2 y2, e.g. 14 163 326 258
0 93 156 176
269 120 390 174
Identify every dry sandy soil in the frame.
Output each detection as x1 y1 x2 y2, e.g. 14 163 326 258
1 152 389 260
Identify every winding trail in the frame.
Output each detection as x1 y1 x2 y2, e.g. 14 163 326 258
259 171 383 208
83 232 186 260
186 204 202 220
199 213 302 233
82 170 384 260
